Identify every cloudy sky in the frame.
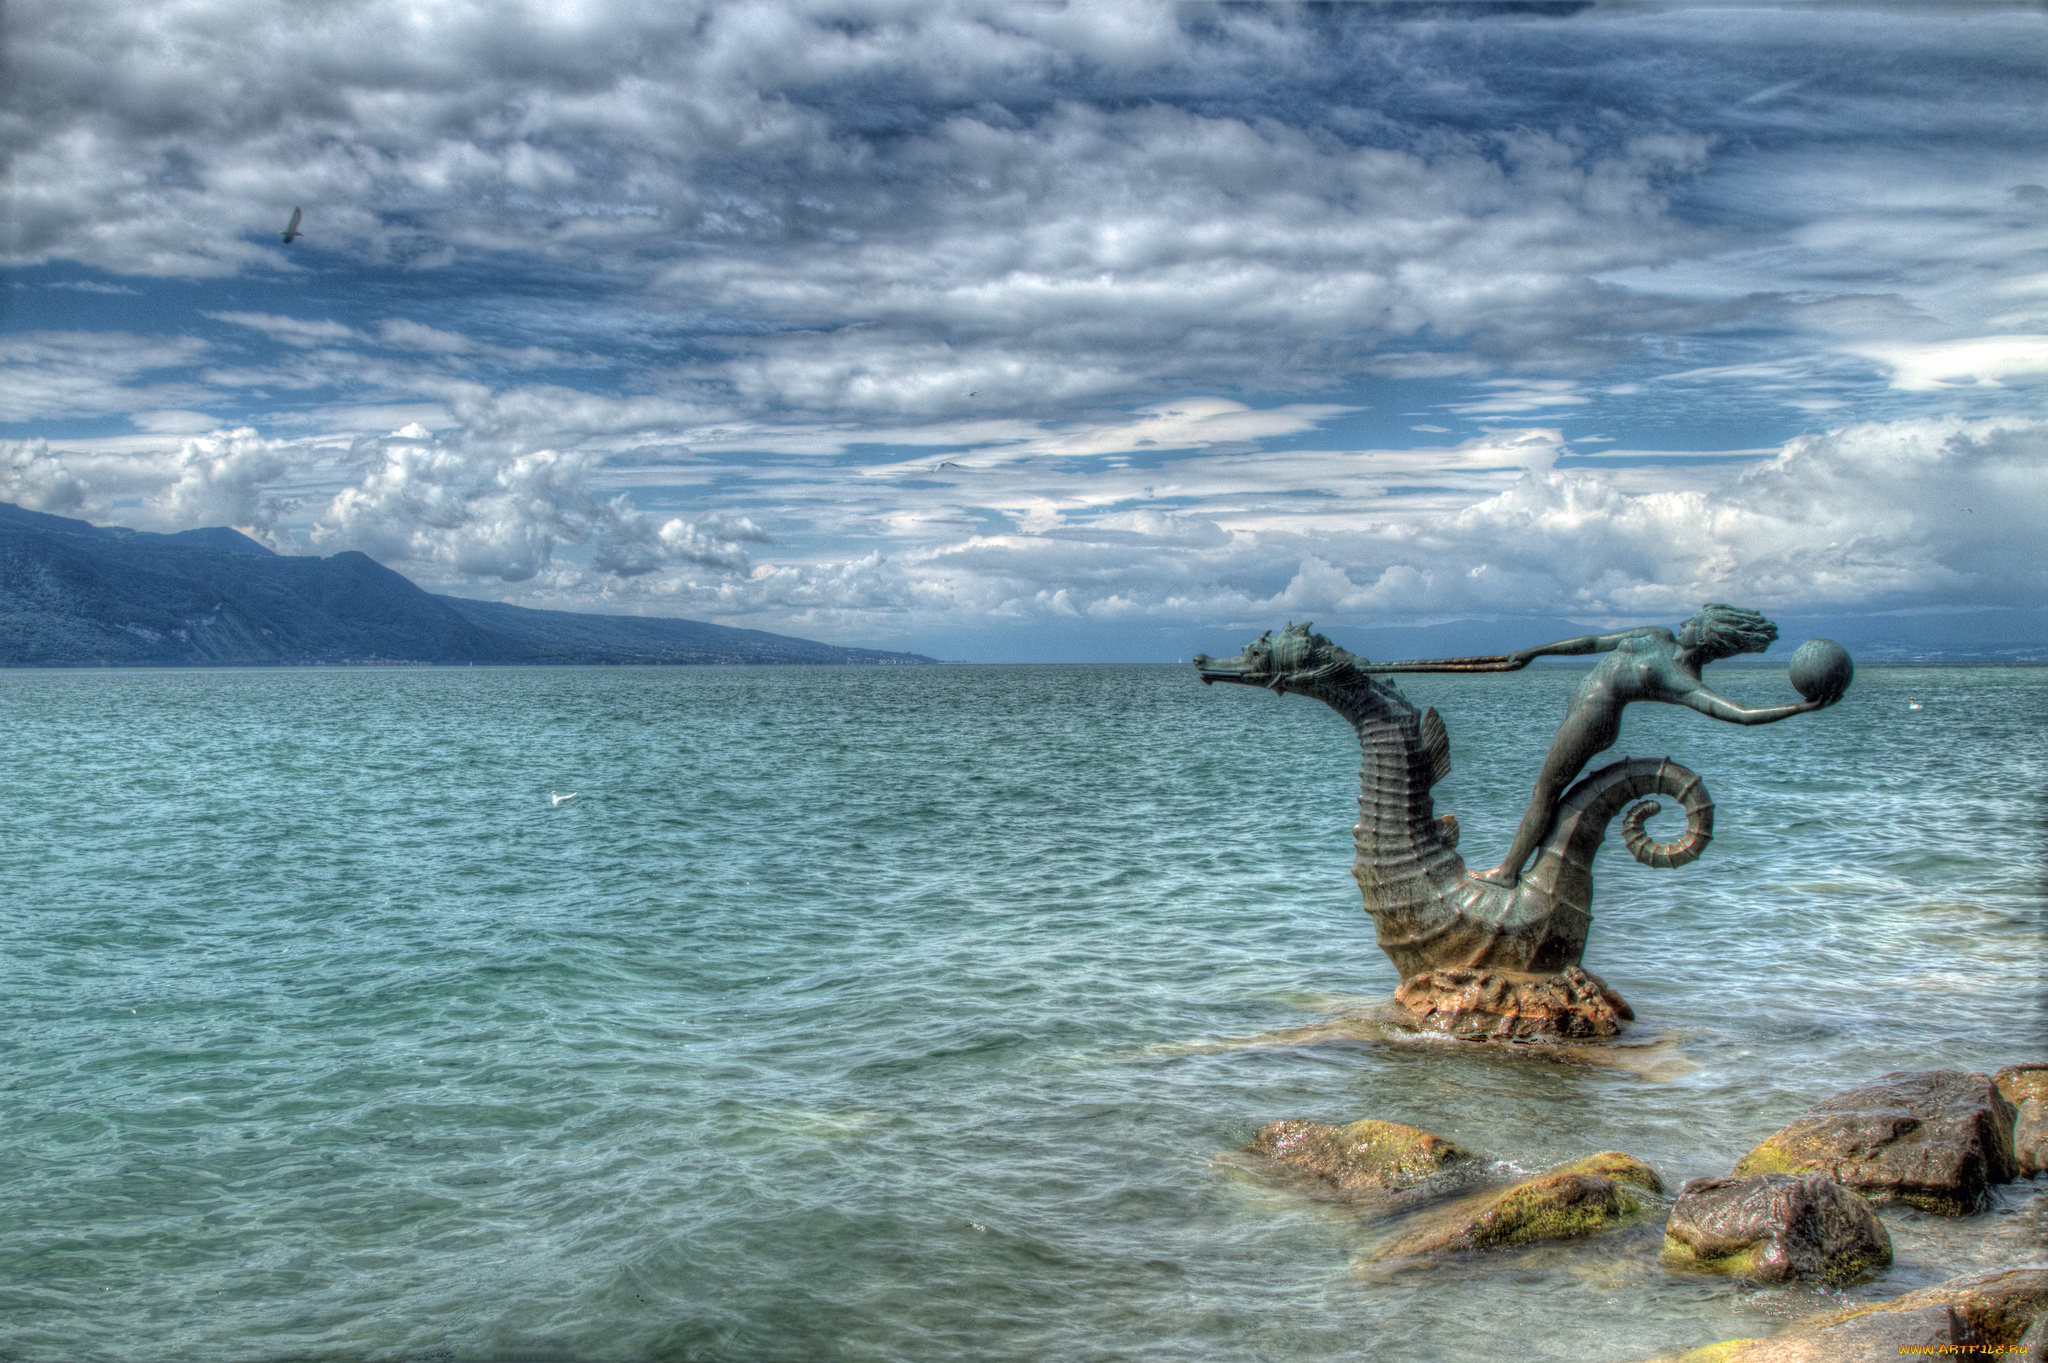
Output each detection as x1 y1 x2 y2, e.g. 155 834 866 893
6 1 2045 660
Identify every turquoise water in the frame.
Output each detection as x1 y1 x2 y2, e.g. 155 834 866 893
3 662 2043 1363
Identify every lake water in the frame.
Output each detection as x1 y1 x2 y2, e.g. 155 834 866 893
3 661 2043 1362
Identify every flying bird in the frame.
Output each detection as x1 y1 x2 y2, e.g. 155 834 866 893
279 208 303 244
551 791 578 806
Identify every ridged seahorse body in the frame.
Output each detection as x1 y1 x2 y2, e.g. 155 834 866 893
1193 622 1714 984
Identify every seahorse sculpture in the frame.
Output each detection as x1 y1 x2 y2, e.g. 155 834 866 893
1192 622 1714 1039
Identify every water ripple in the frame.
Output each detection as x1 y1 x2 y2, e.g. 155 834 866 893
1 663 2042 1361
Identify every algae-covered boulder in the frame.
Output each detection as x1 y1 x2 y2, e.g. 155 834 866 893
1245 1117 1471 1192
1558 1150 1666 1195
1661 1172 1890 1284
1375 1151 1661 1259
1637 1267 2048 1363
1996 1063 2048 1178
1734 1070 2018 1215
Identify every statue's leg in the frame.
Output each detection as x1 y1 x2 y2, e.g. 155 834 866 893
1475 706 1621 886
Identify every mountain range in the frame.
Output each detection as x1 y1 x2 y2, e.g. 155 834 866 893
0 503 934 667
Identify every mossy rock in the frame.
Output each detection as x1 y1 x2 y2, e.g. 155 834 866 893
1374 1151 1660 1259
1633 1267 2048 1362
1660 1171 1891 1285
1552 1150 1664 1196
1246 1117 1472 1192
1996 1063 2048 1106
1733 1069 2018 1215
1659 1233 1890 1288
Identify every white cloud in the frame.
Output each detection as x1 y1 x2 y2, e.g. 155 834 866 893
9 404 2043 646
0 426 304 546
204 312 591 370
695 414 2044 633
8 2 1738 415
131 409 227 435
205 313 360 349
150 428 304 545
308 424 765 585
1848 335 2048 391
474 412 2048 638
0 332 214 421
1446 380 1591 416
1021 400 1356 459
9 4 2048 653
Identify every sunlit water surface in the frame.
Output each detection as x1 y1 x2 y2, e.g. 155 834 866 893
4 662 2043 1362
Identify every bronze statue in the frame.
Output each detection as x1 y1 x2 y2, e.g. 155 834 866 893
1419 606 1840 886
1193 610 1851 1038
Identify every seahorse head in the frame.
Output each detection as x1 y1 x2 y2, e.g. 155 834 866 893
1193 621 1369 692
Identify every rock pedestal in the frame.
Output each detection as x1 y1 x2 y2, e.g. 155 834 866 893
1733 1069 2019 1215
1394 964 1633 1040
1661 1172 1891 1284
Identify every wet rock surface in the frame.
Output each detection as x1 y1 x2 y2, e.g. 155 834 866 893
2016 1100 2048 1181
2019 1308 2047 1363
1996 1064 2048 1178
1661 1172 1891 1284
1245 1117 1472 1193
1393 964 1633 1040
1375 1151 1662 1259
1734 1070 2020 1215
1639 1267 2048 1363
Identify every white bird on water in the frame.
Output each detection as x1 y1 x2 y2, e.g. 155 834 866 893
1908 697 1923 710
279 208 303 244
551 791 578 806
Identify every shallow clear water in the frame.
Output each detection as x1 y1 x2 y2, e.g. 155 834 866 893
3 662 2043 1363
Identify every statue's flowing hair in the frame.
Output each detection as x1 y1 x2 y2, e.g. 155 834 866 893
1685 603 1778 657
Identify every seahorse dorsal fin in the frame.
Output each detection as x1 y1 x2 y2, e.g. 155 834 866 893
1436 812 1460 850
1420 706 1452 786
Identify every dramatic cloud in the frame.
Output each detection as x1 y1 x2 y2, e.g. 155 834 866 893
11 408 2038 655
312 424 767 585
6 2 2045 655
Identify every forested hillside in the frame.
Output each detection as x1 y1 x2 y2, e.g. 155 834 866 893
0 505 932 667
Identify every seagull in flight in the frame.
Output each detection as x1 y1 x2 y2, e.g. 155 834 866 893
551 791 578 806
279 208 304 244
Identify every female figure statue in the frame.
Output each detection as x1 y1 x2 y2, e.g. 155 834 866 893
1373 604 1840 888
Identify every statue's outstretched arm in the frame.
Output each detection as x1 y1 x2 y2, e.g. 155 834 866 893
1505 631 1636 665
1362 631 1634 674
1680 686 1833 725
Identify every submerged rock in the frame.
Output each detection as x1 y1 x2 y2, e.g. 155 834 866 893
1393 964 1633 1040
1734 1070 2019 1215
1996 1063 2048 1178
1375 1151 1662 1259
1245 1117 1471 1193
1637 1267 2048 1363
1661 1172 1890 1284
